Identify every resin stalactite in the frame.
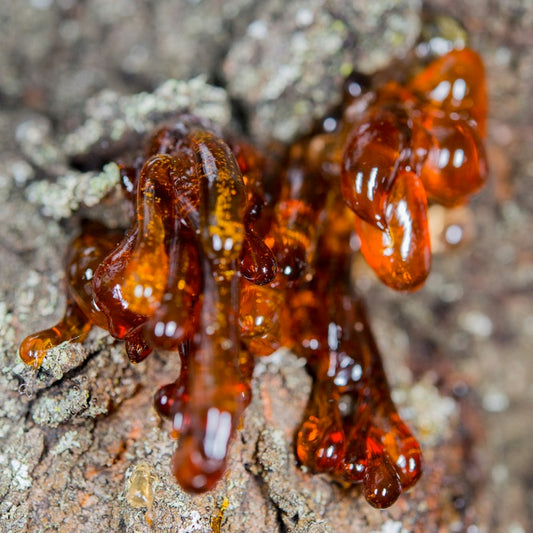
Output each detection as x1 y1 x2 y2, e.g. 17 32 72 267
19 45 488 508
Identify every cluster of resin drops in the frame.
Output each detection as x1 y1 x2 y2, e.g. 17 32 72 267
20 46 487 508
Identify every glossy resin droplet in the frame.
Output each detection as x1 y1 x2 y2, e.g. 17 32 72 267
354 170 431 290
419 112 488 205
409 48 487 136
126 463 155 509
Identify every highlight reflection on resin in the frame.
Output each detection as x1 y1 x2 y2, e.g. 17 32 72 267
20 44 487 508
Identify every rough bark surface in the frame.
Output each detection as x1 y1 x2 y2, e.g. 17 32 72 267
0 1 531 532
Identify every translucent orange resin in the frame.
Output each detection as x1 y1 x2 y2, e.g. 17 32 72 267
19 47 487 508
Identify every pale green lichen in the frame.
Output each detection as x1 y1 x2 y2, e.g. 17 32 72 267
63 76 231 157
51 430 84 456
32 386 90 427
25 162 121 220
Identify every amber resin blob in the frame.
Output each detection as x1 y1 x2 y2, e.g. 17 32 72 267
19 44 487 508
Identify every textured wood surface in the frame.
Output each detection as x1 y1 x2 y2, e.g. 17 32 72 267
0 1 531 532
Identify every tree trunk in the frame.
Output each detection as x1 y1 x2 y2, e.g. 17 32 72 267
0 1 531 531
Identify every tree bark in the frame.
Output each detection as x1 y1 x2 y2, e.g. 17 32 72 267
0 1 531 531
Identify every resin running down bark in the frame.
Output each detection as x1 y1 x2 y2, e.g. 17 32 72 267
19 45 487 508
